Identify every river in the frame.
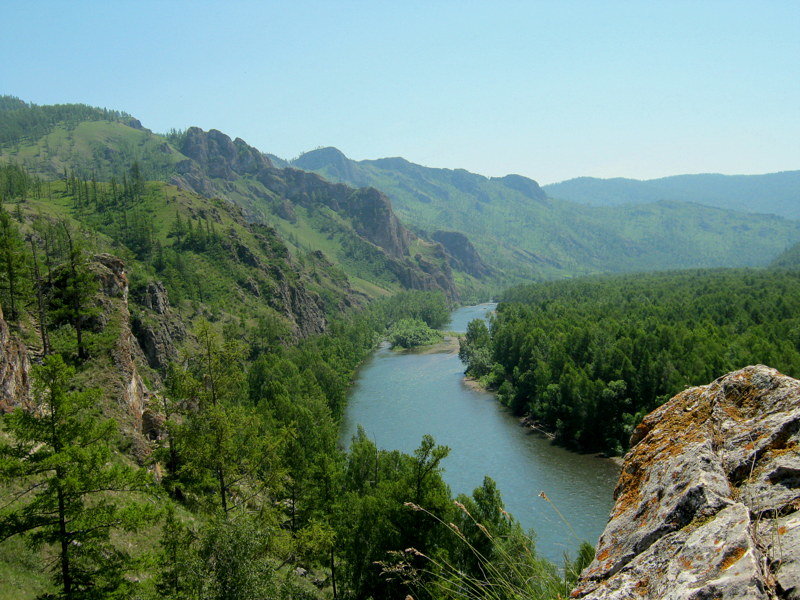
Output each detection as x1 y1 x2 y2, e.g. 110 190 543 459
340 304 619 564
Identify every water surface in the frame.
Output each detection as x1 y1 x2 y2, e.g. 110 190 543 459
341 304 619 563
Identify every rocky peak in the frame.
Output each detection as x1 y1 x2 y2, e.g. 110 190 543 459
179 127 271 180
344 187 411 258
574 365 800 600
493 173 547 201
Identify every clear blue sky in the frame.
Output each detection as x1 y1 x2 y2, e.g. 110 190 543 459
3 0 798 184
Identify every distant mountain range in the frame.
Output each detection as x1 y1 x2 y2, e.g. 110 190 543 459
543 172 800 219
3 95 799 292
288 147 800 280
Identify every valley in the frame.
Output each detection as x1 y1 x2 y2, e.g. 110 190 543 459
1 95 799 600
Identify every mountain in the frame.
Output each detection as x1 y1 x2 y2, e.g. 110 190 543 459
544 171 800 219
0 98 463 300
771 240 800 268
291 148 800 279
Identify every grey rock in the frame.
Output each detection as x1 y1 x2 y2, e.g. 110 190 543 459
0 303 30 411
758 510 800 599
574 365 800 600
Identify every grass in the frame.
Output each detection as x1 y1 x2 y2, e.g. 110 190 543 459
391 501 593 600
0 537 55 600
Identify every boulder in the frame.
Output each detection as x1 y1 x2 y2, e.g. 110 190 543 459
573 365 800 600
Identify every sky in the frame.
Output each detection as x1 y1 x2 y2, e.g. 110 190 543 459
2 0 799 184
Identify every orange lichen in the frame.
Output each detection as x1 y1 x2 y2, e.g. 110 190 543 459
634 577 650 595
720 547 746 570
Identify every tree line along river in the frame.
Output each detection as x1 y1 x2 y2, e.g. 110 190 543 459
340 303 620 564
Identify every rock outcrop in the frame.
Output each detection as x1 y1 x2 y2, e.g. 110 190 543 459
573 365 800 600
432 230 491 278
0 304 30 411
131 281 186 372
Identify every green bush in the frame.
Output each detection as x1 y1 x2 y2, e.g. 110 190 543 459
388 318 444 348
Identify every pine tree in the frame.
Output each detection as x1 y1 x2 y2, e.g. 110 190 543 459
50 225 99 360
0 355 156 599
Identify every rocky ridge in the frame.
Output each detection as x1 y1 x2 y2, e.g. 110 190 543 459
573 365 800 600
170 127 458 299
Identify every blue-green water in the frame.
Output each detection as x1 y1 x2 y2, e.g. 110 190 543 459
341 304 619 563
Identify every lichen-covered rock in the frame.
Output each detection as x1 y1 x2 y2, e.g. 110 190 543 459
574 365 800 600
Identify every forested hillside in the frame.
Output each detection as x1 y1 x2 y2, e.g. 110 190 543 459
544 171 800 219
0 97 483 301
291 147 800 281
459 269 800 454
0 160 587 599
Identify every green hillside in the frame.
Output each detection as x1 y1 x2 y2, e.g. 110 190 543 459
544 171 800 219
0 98 468 300
291 147 800 280
771 240 800 268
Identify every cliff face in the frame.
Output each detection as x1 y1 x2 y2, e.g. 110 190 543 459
0 304 30 411
431 230 491 278
574 365 800 600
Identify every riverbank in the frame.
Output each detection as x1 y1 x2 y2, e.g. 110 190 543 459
466 377 626 466
341 303 620 563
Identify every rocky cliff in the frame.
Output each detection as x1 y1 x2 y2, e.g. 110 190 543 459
573 365 800 600
431 230 492 278
170 127 457 298
0 304 30 411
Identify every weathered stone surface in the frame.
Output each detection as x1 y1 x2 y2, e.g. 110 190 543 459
131 282 185 372
92 253 129 299
138 281 170 314
574 365 800 600
758 510 800 599
0 304 30 411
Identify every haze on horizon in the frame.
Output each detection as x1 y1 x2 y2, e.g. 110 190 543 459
3 0 798 185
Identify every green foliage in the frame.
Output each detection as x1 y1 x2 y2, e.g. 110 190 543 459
0 96 131 148
388 318 444 349
0 205 30 320
379 289 451 329
459 319 493 377
0 355 156 599
482 269 800 453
